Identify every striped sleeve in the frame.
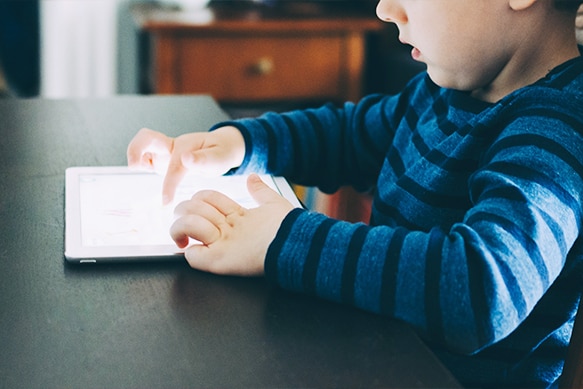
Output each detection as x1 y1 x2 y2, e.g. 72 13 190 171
210 89 419 194
263 87 583 355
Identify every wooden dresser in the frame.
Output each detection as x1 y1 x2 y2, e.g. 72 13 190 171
133 1 384 104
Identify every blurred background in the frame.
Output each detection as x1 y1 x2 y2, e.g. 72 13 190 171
0 0 426 102
0 1 582 102
1 0 137 98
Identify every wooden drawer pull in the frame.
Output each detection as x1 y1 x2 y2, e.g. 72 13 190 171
251 57 274 75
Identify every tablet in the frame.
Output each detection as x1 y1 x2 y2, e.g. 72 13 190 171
65 166 302 264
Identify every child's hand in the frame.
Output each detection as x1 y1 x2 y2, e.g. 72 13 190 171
170 174 295 276
127 126 246 204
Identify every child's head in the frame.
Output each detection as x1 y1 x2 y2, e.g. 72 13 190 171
376 0 582 102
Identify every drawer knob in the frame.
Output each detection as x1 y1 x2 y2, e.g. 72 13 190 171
252 57 274 76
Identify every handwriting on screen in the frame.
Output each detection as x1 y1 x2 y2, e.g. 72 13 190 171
79 173 271 247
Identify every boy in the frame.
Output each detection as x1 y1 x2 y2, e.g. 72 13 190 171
127 0 583 387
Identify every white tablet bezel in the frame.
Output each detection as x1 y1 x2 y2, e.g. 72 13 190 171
65 166 302 264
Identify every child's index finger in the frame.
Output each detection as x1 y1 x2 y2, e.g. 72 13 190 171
162 164 187 205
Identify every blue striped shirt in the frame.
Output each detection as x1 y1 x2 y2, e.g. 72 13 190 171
216 53 583 388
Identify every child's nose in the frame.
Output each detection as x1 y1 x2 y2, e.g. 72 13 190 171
376 0 407 24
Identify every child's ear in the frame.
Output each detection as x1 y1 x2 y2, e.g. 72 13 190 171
509 0 537 11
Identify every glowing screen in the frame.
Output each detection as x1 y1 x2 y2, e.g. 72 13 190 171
78 173 274 247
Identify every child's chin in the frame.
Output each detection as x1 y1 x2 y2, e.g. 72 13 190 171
427 71 473 93
426 71 453 89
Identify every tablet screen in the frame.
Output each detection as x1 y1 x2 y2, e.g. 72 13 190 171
65 167 301 263
79 173 266 247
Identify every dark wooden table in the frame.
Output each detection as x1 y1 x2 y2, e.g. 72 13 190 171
0 95 461 388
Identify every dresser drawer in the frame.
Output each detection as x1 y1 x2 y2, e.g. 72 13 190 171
173 35 345 102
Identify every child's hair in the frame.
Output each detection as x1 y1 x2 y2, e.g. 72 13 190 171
555 0 583 12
